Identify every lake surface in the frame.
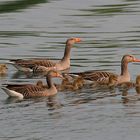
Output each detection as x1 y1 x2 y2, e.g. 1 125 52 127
0 0 140 139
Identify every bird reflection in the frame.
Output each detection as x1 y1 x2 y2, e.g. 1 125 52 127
121 88 140 104
11 68 70 79
4 96 23 104
4 95 63 111
0 0 47 14
11 71 34 79
46 96 63 110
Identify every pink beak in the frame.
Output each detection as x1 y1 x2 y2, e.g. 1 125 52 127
75 38 82 42
133 58 140 62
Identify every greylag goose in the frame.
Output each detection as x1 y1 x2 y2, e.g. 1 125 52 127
69 54 140 84
9 38 81 72
135 75 140 94
108 74 134 89
108 74 140 91
121 75 140 101
1 70 63 99
0 64 8 74
55 75 85 91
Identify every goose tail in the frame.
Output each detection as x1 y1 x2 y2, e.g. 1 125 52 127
5 60 33 72
1 87 24 99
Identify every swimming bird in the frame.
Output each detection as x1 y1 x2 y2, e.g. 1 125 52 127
135 75 140 94
69 54 140 84
1 70 63 99
55 75 85 91
107 75 118 87
8 38 81 72
121 76 140 101
108 74 140 91
0 64 8 74
108 74 134 90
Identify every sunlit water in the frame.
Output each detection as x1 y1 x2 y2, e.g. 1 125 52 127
0 0 140 139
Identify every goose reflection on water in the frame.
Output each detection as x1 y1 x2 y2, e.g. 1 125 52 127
121 75 140 103
0 0 47 14
4 93 63 111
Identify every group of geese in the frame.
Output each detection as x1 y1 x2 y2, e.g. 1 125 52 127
0 37 140 100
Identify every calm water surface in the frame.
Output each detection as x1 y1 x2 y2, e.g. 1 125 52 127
0 0 140 139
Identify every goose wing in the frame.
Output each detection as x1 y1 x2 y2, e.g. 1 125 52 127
3 84 36 92
4 84 50 98
15 86 46 98
10 59 57 68
71 70 117 84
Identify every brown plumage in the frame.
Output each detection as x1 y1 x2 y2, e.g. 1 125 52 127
70 54 140 84
0 64 8 74
108 75 134 89
121 75 140 101
107 75 118 87
118 82 135 89
55 75 85 91
108 74 140 91
1 70 63 99
9 38 81 72
36 80 44 87
135 75 140 94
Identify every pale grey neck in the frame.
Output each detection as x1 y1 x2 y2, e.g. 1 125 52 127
62 44 72 61
121 61 129 76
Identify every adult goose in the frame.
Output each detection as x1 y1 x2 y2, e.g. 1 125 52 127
9 38 81 72
69 54 140 84
1 70 63 99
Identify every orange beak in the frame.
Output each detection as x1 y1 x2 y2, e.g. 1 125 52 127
56 73 63 78
133 58 140 62
74 38 82 43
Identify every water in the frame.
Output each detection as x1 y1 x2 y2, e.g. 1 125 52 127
0 0 140 139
